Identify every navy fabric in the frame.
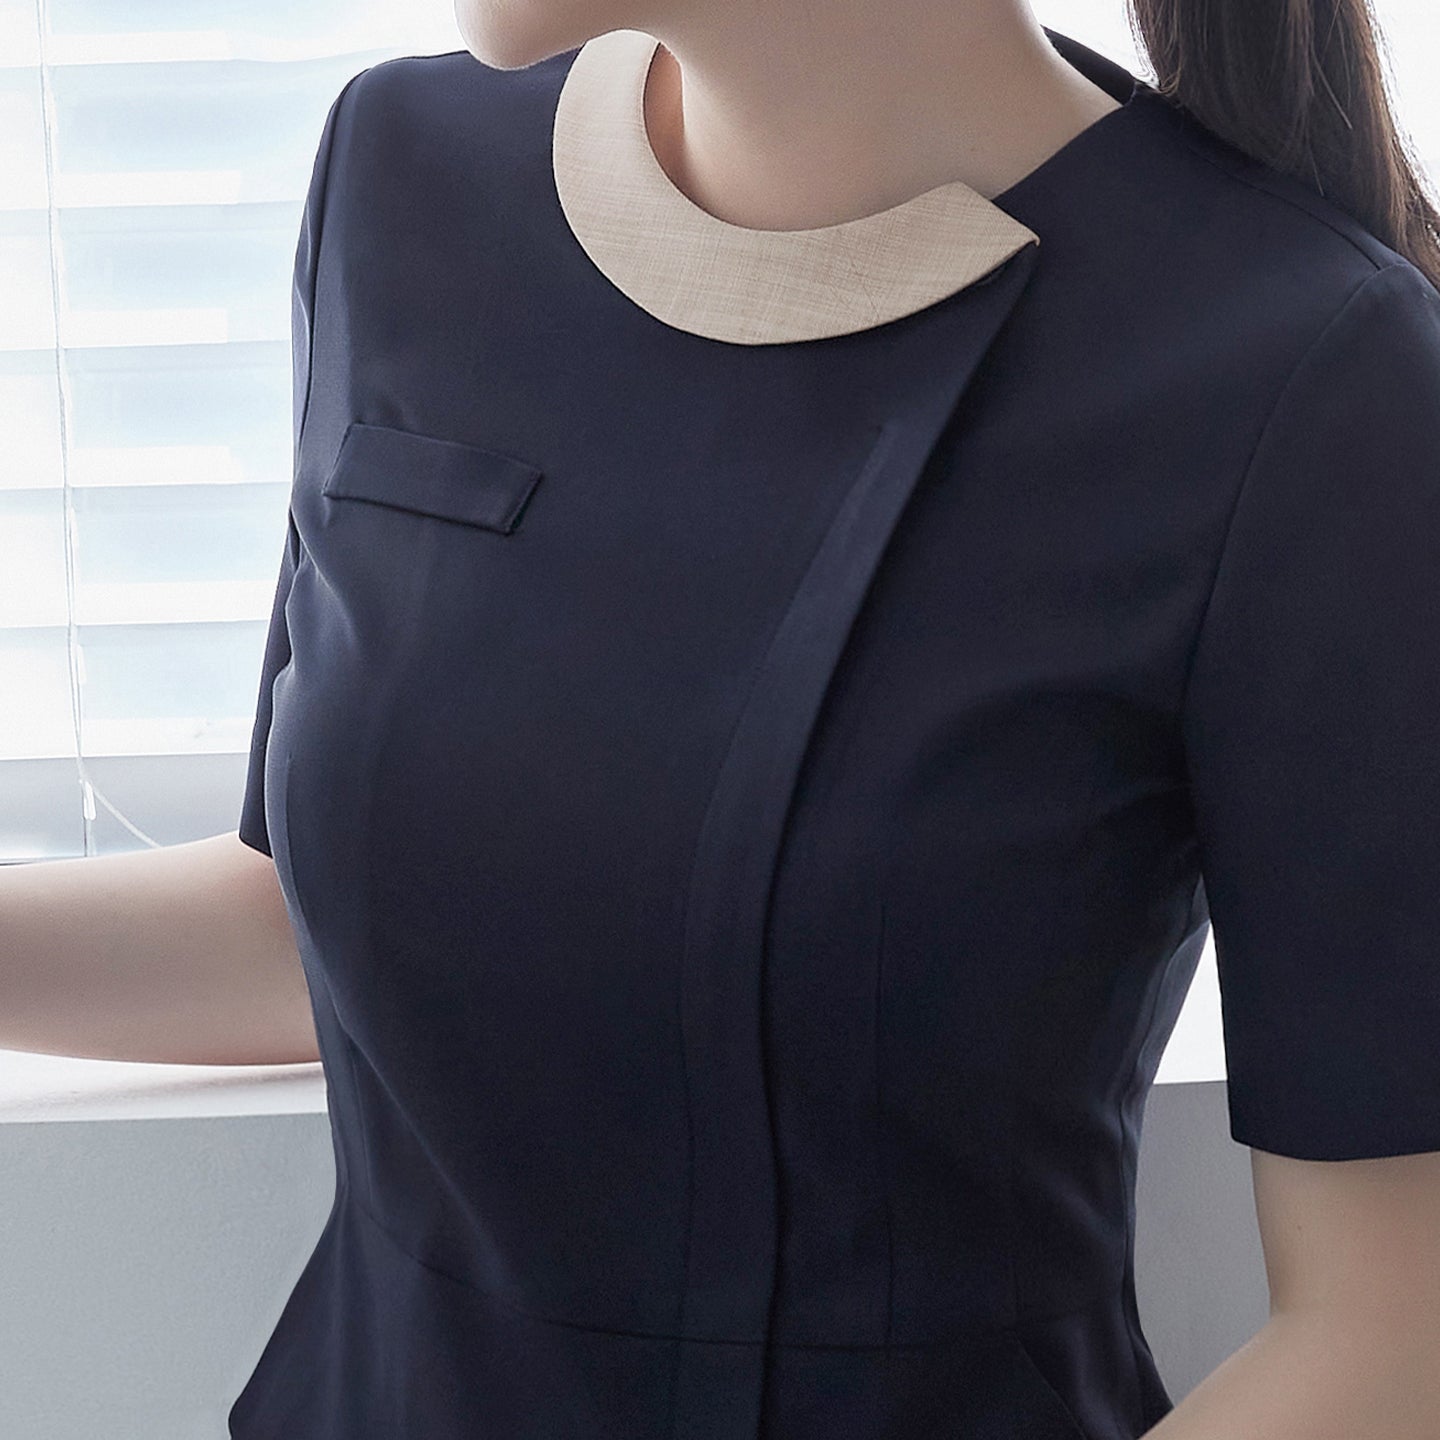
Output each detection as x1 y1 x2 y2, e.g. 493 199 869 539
320 422 544 534
231 26 1440 1440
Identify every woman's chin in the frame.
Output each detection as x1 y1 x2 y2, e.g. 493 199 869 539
452 2 594 73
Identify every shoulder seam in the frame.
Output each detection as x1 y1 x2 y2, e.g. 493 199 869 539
1175 261 1409 725
1150 109 1392 275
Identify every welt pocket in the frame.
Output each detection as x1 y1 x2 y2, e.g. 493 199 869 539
320 421 543 535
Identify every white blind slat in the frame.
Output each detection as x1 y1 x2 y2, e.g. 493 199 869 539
1 0 458 858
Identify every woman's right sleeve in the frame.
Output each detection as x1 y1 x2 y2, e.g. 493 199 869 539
237 70 368 857
1179 258 1440 1161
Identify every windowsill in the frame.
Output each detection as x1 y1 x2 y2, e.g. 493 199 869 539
0 1047 327 1124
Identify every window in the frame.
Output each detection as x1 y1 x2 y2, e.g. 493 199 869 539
0 0 458 863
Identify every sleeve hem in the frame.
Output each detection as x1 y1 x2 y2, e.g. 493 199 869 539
1230 1104 1440 1162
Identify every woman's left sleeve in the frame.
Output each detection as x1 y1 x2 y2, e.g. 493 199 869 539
1180 259 1440 1161
236 70 365 858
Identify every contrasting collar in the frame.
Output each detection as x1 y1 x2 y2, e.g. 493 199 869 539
551 28 1136 345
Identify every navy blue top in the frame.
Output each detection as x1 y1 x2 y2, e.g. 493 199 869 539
230 26 1440 1440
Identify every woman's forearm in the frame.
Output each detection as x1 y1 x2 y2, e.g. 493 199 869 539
0 831 318 1067
1143 1306 1440 1439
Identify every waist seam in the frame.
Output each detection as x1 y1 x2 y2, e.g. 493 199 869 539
343 1187 1113 1353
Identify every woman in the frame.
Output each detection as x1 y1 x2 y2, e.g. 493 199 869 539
8 0 1435 1436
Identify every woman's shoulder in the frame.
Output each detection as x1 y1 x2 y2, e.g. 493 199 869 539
303 45 582 251
1123 86 1426 315
336 45 577 153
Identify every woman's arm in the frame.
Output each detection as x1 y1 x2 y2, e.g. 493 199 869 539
0 831 319 1067
1143 1147 1440 1438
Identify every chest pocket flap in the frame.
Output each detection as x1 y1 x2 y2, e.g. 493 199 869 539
321 421 543 535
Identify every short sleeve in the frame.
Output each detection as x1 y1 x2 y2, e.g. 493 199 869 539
1181 259 1440 1161
237 71 366 857
238 510 301 856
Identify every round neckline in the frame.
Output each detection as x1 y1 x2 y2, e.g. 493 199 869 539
552 28 1055 346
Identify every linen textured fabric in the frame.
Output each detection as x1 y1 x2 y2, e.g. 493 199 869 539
550 27 1041 343
231 24 1440 1440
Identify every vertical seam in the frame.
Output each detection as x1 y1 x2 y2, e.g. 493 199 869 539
665 441 873 1435
875 893 895 1347
1113 930 1190 1427
664 640 770 1436
1006 1041 1023 1331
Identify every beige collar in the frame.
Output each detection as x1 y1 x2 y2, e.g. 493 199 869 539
552 27 1041 346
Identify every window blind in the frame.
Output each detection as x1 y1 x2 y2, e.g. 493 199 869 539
0 0 459 861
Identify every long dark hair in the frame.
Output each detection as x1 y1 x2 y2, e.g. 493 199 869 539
1125 0 1440 290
